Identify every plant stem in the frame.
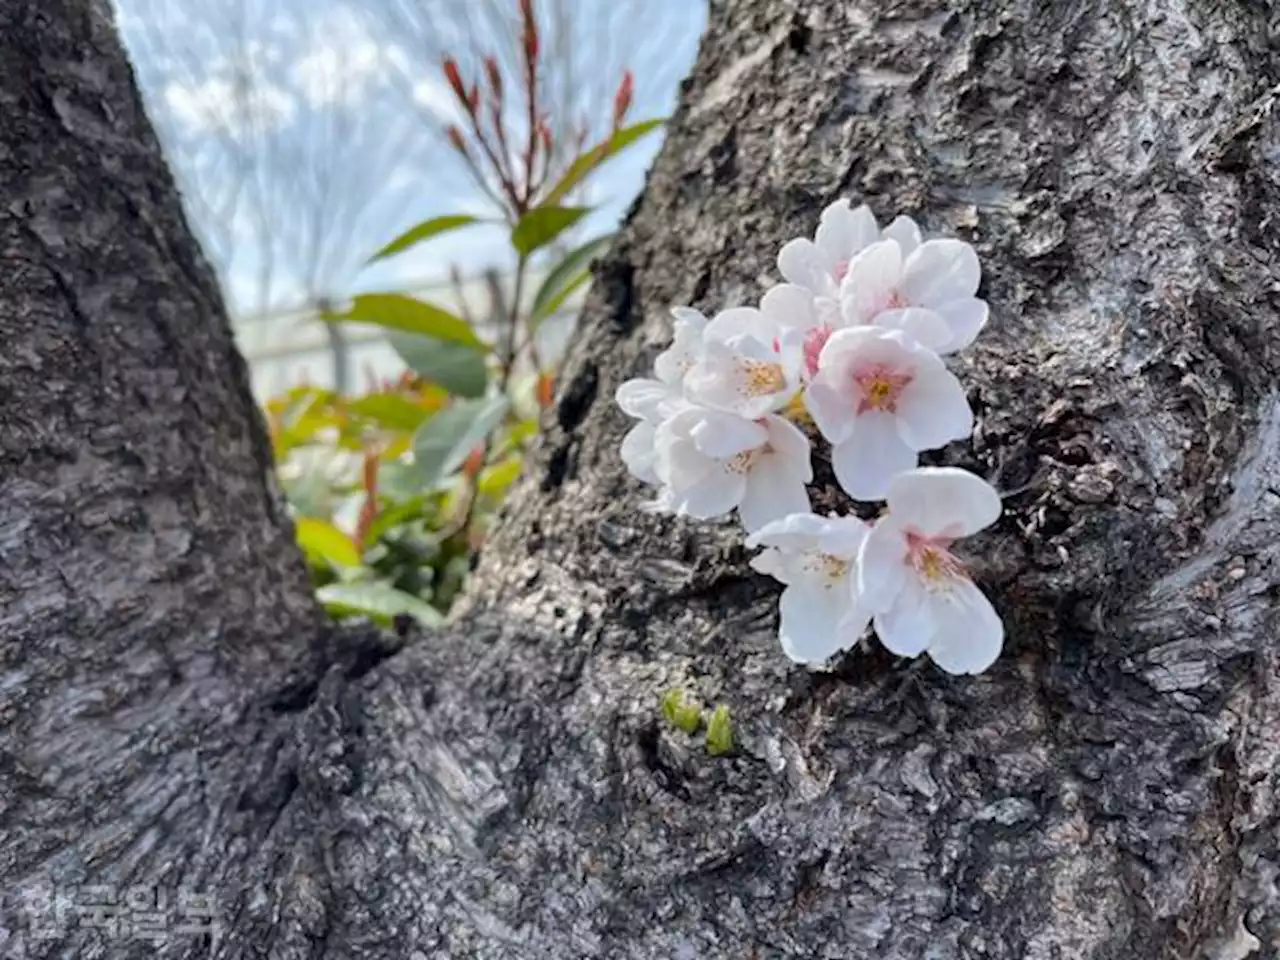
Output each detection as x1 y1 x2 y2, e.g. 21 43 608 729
500 254 528 394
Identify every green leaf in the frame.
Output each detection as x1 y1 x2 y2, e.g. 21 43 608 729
295 517 362 569
362 494 435 545
330 294 486 350
317 581 443 627
347 394 433 433
511 205 590 257
661 688 703 735
705 704 734 756
531 234 612 325
544 119 665 206
477 455 524 497
366 215 480 264
412 396 510 488
390 331 489 398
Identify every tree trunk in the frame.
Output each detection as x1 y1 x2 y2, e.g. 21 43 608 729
4 0 1280 957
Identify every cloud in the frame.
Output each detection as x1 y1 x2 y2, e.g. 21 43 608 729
163 75 295 139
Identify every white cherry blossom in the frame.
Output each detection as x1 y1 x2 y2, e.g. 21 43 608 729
653 408 811 531
806 327 973 501
777 199 927 301
685 307 804 417
615 307 709 486
839 238 987 355
850 468 1004 675
746 512 870 664
652 306 708 384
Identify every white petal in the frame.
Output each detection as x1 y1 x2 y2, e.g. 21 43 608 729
899 239 981 306
762 415 813 483
933 298 989 354
616 378 675 420
873 576 937 658
839 240 904 325
673 468 746 519
924 578 1004 675
704 306 777 345
885 467 1002 537
816 515 870 559
746 511 831 550
856 518 909 611
895 364 974 450
750 547 792 584
620 421 659 484
803 382 854 444
881 215 922 257
670 306 707 329
874 307 951 353
819 324 911 371
761 283 822 333
816 200 879 261
778 238 834 295
689 409 768 457
778 583 850 664
832 412 918 501
739 456 811 532
834 601 873 651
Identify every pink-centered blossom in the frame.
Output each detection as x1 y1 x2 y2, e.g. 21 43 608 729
805 327 973 500
746 512 870 664
843 468 1004 675
839 239 987 355
652 409 812 532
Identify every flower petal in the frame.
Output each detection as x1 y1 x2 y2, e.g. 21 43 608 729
704 306 778 345
874 307 951 353
762 414 813 483
746 511 831 550
739 456 811 532
778 238 834 295
895 363 974 450
839 240 903 325
616 378 674 420
816 200 880 262
688 409 769 457
761 283 822 333
933 297 989 354
856 517 909 611
881 215 922 257
778 582 850 664
873 575 936 658
816 515 870 559
832 412 918 501
924 578 1004 675
803 382 854 444
750 546 792 584
885 467 1002 537
620 420 659 484
899 239 981 306
673 467 747 519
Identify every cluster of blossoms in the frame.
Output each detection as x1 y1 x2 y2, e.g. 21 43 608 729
615 200 1005 675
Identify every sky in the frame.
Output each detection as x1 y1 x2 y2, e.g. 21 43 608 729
113 0 707 322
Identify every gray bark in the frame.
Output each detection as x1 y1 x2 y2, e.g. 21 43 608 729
2 0 1280 957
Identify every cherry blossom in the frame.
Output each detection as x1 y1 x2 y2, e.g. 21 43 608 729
849 468 1003 675
684 307 804 417
746 512 870 664
615 307 709 486
806 327 973 500
839 238 987 355
611 198 1007 676
652 408 811 531
777 199 926 302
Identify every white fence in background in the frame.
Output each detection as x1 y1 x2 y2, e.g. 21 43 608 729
232 268 585 401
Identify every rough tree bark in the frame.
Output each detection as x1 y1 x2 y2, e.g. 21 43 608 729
2 0 1280 957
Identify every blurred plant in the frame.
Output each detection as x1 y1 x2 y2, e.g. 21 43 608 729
267 0 664 627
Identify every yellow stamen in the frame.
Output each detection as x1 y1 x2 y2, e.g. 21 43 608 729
743 360 786 396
